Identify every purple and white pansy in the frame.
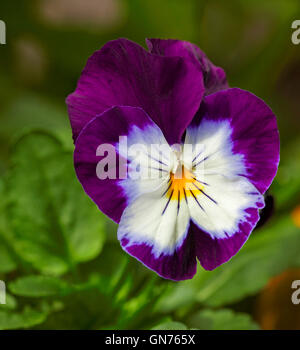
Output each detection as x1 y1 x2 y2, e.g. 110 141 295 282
66 38 280 281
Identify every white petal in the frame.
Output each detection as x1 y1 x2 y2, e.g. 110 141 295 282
187 175 263 238
184 119 264 239
118 181 190 257
118 124 173 202
184 119 245 179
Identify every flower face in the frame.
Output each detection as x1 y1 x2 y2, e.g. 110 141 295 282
66 38 279 281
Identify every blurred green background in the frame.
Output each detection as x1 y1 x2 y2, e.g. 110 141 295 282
0 0 300 330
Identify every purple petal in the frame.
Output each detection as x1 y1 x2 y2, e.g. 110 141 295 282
194 88 280 194
67 38 204 144
120 231 197 281
192 207 260 270
74 106 159 223
146 38 229 96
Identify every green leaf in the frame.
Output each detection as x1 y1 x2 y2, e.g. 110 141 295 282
9 275 72 298
187 309 259 330
152 321 188 330
154 282 196 315
0 94 72 150
0 294 18 311
4 131 106 275
0 242 17 273
0 307 47 330
157 216 300 310
194 217 300 307
0 180 17 273
272 139 300 211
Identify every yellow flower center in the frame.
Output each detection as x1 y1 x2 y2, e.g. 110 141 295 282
166 166 204 201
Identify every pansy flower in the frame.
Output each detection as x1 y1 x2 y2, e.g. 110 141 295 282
66 38 279 281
